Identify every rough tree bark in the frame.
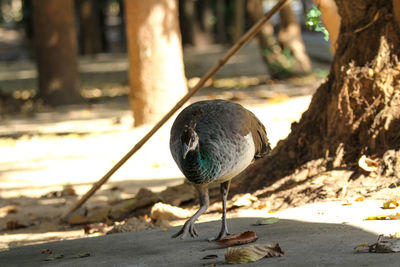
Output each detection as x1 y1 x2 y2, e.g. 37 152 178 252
32 0 82 106
124 0 187 126
241 0 400 193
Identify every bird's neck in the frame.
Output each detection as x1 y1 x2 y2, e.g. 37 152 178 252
183 146 216 184
186 146 209 167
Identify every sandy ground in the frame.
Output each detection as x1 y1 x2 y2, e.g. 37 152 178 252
0 89 317 249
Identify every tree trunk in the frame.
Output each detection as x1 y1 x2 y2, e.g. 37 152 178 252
278 4 312 74
315 0 341 53
215 0 228 43
32 0 82 106
179 0 213 47
124 0 187 126
79 0 102 55
241 0 400 192
232 0 245 43
246 0 298 79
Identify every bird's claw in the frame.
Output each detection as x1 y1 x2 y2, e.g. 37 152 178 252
207 230 230 242
171 220 199 239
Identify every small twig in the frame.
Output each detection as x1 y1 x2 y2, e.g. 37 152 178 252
64 0 290 218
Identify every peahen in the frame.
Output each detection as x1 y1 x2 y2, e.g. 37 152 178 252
170 99 271 240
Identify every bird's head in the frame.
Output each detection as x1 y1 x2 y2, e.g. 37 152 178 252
181 120 199 159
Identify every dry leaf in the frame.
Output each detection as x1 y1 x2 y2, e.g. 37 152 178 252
342 200 353 206
382 200 399 209
355 235 400 253
358 155 378 172
253 201 268 210
84 223 108 234
365 213 400 220
365 214 391 220
355 196 365 202
225 243 284 264
253 217 279 226
44 253 64 261
74 252 91 258
217 231 258 247
152 162 161 168
202 254 218 260
40 249 53 254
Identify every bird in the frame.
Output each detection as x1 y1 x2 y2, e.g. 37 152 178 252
169 99 271 240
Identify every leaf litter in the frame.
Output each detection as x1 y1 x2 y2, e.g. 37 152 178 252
224 243 284 264
355 235 400 253
217 231 258 247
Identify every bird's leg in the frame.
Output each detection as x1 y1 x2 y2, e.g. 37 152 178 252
171 185 209 239
209 180 231 241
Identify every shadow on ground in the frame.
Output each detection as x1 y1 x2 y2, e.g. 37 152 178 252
0 218 398 266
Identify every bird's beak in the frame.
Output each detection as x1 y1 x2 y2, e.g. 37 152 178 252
182 143 190 159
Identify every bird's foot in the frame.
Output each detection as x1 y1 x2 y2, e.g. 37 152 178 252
171 219 199 239
207 230 230 242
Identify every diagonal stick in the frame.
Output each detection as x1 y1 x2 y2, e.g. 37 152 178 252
65 0 290 218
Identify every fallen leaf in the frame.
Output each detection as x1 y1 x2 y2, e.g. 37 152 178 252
84 223 108 234
40 249 52 254
152 162 160 168
217 231 258 247
106 217 152 234
225 243 284 264
44 253 64 261
253 201 268 210
365 213 400 220
355 235 400 253
342 200 353 206
358 155 378 172
202 254 218 260
355 196 365 202
382 200 399 209
74 252 91 258
253 217 279 226
365 215 391 220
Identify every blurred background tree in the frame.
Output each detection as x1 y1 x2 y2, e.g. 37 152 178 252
32 0 82 106
0 0 328 122
124 0 187 126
